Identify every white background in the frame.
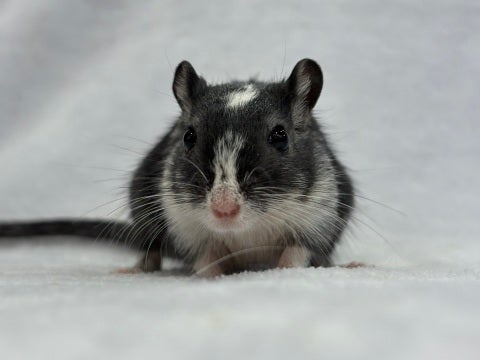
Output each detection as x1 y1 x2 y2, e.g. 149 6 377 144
0 1 479 359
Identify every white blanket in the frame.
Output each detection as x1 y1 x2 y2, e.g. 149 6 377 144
1 1 479 359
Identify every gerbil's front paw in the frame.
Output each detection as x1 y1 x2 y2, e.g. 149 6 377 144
137 251 162 272
194 264 224 278
193 246 229 278
113 251 163 274
278 246 310 269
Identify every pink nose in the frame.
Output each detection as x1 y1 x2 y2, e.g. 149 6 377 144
211 189 240 219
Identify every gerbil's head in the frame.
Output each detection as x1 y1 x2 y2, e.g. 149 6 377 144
164 59 332 237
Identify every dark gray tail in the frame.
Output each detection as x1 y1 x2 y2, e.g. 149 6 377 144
0 219 137 248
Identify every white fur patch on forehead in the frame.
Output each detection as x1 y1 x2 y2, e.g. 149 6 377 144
213 131 244 189
226 84 258 109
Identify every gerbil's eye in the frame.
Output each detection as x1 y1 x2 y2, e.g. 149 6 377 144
183 127 197 151
268 125 288 152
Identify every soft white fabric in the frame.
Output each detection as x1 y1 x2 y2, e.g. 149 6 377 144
0 1 479 359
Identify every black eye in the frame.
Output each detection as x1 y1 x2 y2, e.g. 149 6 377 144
268 125 288 152
183 127 197 151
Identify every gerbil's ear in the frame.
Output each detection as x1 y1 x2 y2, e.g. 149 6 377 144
172 61 206 113
286 58 323 113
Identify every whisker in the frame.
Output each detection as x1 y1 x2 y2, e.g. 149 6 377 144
182 157 209 184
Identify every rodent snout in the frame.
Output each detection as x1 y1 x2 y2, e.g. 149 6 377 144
210 187 241 219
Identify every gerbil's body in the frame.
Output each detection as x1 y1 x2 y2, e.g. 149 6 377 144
129 59 353 276
0 59 354 277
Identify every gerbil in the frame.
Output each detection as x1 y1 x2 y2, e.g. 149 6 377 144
0 59 354 277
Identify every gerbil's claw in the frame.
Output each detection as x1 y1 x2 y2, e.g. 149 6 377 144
339 261 368 269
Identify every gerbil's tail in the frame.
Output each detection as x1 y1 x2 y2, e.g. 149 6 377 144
0 219 136 247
